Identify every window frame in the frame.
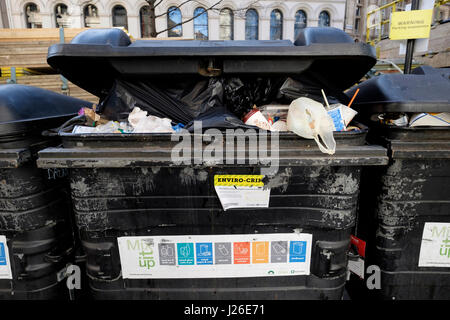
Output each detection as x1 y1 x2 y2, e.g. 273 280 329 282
112 5 128 30
167 6 183 37
270 9 283 40
193 7 209 40
219 8 234 40
245 8 259 40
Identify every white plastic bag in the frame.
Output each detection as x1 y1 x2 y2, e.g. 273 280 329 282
286 97 336 155
128 107 175 133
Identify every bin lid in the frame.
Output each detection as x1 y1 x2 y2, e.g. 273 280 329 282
0 84 92 141
47 28 377 98
346 68 450 113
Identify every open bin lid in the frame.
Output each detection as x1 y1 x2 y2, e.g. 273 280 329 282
47 27 377 98
0 84 93 147
346 67 450 113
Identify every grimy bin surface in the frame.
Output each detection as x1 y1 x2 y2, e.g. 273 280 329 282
37 131 388 300
347 70 450 300
0 84 92 299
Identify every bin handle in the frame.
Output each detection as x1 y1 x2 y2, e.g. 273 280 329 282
45 246 74 263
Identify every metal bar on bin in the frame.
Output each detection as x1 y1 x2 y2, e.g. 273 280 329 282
404 0 420 74
59 27 69 93
7 67 16 84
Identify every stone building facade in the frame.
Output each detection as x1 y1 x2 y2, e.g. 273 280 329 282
0 0 357 41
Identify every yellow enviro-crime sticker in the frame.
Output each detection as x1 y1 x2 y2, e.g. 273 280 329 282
214 175 270 210
389 9 433 40
214 175 265 187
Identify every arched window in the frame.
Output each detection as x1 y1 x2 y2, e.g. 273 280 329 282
167 6 182 37
318 11 330 27
83 4 99 28
245 9 258 40
219 8 233 40
294 10 307 39
140 6 152 38
270 9 283 40
112 5 128 30
54 3 68 28
193 7 208 40
24 3 42 28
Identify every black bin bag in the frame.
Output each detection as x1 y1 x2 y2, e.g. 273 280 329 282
97 76 283 129
97 77 229 125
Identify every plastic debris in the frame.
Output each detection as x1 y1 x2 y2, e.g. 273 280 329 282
409 113 450 127
330 103 358 127
128 107 175 133
72 121 132 134
286 97 336 155
327 106 347 131
78 106 109 127
377 113 409 126
271 120 288 132
242 106 272 131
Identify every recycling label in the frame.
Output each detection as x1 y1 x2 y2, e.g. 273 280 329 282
117 233 312 279
214 175 270 211
0 235 12 279
418 222 450 267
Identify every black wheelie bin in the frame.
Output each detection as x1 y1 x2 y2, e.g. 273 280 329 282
36 27 388 300
0 84 92 299
345 67 450 300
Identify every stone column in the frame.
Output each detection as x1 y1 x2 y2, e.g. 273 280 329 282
127 14 140 38
260 17 270 40
235 16 245 40
209 15 219 40
284 17 295 41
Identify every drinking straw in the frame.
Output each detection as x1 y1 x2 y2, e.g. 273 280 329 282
347 88 360 108
321 89 330 109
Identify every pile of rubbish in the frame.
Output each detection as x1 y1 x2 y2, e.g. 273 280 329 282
72 106 181 134
373 112 450 127
68 76 363 155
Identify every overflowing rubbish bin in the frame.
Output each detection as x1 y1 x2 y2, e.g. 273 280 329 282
0 84 92 299
37 27 388 300
345 67 450 300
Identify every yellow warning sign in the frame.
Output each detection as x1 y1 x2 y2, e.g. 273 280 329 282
389 10 433 40
214 175 264 187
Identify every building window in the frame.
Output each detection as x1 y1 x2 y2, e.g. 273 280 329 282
294 10 307 39
25 3 42 28
245 9 258 40
193 7 208 40
167 6 182 37
112 5 128 30
140 6 152 38
318 11 330 27
54 3 68 28
83 4 99 27
219 8 234 40
270 9 283 40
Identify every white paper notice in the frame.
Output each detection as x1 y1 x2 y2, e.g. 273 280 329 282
418 222 450 267
117 233 312 279
0 235 12 279
214 175 270 211
348 258 365 279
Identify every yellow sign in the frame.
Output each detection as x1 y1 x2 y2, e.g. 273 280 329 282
389 10 433 40
214 175 264 187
